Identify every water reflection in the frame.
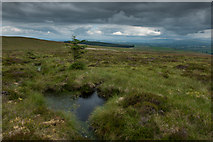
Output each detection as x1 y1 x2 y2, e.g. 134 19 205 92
45 91 105 122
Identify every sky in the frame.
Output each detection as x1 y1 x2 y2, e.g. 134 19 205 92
2 2 212 42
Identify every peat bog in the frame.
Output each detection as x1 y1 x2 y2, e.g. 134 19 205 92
2 37 211 140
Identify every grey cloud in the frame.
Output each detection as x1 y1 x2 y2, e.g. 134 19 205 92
2 2 211 37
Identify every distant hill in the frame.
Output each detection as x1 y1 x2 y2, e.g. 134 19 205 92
2 36 64 51
65 40 134 48
133 39 211 54
2 36 134 51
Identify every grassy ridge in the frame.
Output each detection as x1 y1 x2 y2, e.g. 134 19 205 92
2 36 212 140
2 36 64 51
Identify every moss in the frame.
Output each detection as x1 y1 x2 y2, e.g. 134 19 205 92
89 98 160 140
97 86 121 99
121 92 169 113
2 92 83 140
137 102 159 115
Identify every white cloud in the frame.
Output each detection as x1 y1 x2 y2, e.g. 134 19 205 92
113 31 123 35
187 29 211 39
3 26 22 33
112 25 161 36
2 24 162 41
87 30 102 35
3 23 210 42
2 25 58 39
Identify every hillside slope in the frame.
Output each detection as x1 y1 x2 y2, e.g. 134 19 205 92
2 36 64 51
2 35 211 140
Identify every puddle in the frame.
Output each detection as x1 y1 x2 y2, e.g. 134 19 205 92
45 91 105 138
75 91 105 121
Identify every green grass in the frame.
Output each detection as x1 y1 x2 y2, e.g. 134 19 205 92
2 36 212 140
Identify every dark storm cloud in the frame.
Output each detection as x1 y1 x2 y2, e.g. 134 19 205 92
2 2 211 36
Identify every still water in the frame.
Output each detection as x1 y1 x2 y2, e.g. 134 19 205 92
45 91 105 122
45 91 105 139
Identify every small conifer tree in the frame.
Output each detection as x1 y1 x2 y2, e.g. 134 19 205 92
65 36 86 62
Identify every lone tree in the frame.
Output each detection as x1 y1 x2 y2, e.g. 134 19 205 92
65 36 86 62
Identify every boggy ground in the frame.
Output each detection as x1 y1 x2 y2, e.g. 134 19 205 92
2 38 212 140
